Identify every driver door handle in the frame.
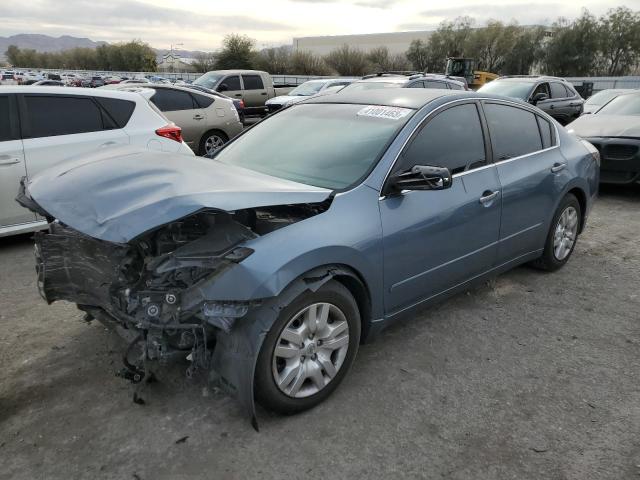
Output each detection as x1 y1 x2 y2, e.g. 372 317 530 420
551 162 567 173
0 155 20 165
479 190 500 205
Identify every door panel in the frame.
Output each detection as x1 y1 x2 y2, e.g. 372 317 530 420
0 139 32 227
495 150 560 260
381 167 502 315
482 101 561 261
241 74 267 108
23 129 129 179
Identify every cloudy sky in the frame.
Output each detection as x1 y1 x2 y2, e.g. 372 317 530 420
1 0 638 50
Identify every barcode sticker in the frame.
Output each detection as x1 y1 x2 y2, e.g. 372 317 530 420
357 105 412 120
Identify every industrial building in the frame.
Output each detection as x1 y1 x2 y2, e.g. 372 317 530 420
292 30 433 55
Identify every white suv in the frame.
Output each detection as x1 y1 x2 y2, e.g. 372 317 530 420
0 86 194 237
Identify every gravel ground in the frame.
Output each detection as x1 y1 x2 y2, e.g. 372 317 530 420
1 185 639 480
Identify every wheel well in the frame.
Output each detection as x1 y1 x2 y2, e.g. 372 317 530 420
332 272 372 342
567 187 587 233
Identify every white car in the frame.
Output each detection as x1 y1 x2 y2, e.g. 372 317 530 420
1 72 18 85
265 78 357 113
0 86 194 237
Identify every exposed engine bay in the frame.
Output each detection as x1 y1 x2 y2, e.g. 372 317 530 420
32 202 330 411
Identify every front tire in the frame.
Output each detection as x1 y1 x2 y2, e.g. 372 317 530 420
532 193 581 271
255 280 361 414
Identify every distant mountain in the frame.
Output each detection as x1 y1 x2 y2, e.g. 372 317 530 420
0 34 209 63
0 34 106 58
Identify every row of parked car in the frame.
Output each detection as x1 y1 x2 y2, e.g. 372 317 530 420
0 70 182 87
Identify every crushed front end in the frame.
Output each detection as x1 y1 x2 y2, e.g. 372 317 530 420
35 212 258 381
25 196 331 428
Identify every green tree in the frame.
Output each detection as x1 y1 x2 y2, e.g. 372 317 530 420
192 52 217 73
255 46 292 74
543 11 600 76
290 50 331 75
366 46 410 72
324 44 371 76
214 34 256 70
406 39 430 71
467 20 520 72
502 27 545 75
598 7 640 75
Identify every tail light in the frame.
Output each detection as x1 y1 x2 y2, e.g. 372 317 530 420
156 124 183 143
239 100 245 109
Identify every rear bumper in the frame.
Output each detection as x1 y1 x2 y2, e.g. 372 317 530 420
585 137 640 184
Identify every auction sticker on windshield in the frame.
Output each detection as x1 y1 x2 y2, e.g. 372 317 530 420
357 105 412 120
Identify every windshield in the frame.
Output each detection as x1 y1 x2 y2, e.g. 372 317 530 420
288 81 327 96
586 90 626 107
216 103 414 189
597 94 640 115
342 81 403 92
193 72 225 89
478 80 534 99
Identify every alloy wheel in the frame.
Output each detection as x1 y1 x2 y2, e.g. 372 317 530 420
272 302 350 398
204 135 226 154
553 205 578 261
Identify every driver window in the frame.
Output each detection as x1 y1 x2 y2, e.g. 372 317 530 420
222 75 241 91
397 103 486 175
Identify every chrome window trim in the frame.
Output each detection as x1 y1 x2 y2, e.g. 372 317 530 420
378 96 561 197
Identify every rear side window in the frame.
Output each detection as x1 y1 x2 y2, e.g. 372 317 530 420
24 95 104 138
448 82 463 90
550 82 568 99
407 81 425 88
484 103 543 160
0 96 17 141
424 80 447 89
537 116 554 149
242 75 264 90
192 93 215 109
95 97 135 128
150 89 195 112
400 103 486 175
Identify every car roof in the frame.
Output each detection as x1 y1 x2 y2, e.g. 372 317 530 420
202 69 268 75
0 85 147 101
354 76 410 84
304 88 464 109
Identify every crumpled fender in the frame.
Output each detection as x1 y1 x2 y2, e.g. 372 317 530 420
209 265 361 430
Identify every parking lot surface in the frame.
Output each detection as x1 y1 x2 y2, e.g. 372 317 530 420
1 185 639 480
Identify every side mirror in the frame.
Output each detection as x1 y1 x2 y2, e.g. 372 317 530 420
531 92 549 105
217 83 229 92
388 165 452 194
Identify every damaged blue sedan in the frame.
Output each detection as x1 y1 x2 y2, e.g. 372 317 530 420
18 89 599 425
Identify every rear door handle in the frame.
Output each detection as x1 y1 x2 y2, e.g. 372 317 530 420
235 94 242 97
193 114 205 120
261 92 267 96
0 156 20 165
551 162 567 173
479 190 500 205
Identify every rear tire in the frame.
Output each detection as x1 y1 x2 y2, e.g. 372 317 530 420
198 130 228 156
531 193 581 271
255 280 361 415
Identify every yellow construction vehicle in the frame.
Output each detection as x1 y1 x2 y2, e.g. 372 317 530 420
445 57 498 90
